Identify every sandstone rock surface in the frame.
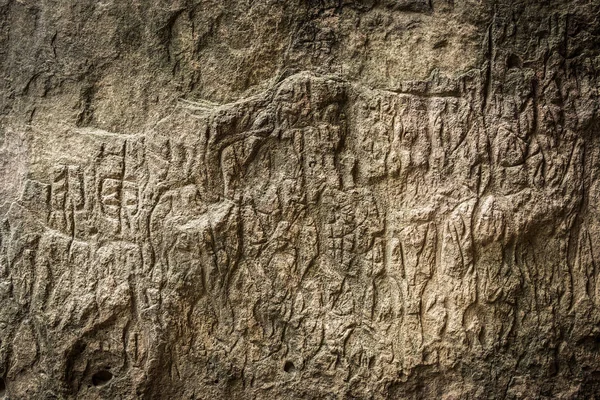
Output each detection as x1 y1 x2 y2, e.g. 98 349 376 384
1 0 600 398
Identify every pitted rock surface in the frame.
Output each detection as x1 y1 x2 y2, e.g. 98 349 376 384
1 1 600 398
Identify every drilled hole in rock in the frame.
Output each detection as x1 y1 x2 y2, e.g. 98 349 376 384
92 370 113 387
283 361 296 373
0 377 6 396
506 54 522 69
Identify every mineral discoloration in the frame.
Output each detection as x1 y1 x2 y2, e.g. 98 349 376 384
1 0 600 399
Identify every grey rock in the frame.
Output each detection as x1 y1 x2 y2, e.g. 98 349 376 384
1 0 600 398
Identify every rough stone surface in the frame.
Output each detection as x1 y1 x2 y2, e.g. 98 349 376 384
1 0 600 398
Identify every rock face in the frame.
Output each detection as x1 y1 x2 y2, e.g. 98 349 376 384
1 0 600 398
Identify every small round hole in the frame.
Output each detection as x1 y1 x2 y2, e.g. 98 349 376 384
283 361 295 373
92 370 113 387
506 54 522 69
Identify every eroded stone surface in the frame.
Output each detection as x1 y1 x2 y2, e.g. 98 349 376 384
1 0 600 398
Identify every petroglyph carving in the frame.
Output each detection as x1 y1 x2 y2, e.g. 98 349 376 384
1 0 600 398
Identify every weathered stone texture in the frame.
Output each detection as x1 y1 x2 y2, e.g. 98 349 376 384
1 0 600 398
